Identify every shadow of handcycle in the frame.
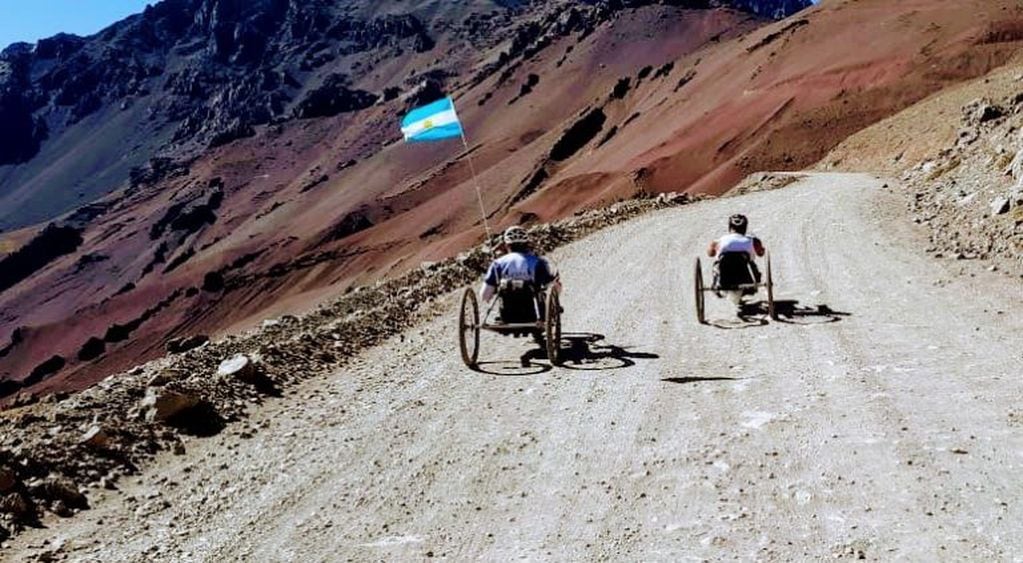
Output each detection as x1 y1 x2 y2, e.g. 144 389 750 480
474 332 659 375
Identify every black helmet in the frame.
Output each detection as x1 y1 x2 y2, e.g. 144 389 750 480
729 214 749 234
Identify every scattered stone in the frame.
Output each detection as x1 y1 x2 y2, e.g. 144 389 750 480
34 477 87 510
0 492 30 517
140 389 201 423
217 355 260 383
964 98 1005 124
147 371 173 387
10 392 37 408
990 196 1010 215
80 426 110 449
51 500 72 517
165 335 209 354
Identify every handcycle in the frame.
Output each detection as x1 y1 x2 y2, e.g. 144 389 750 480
694 251 776 323
458 278 562 369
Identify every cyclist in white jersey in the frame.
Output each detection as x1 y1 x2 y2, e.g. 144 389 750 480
707 214 765 262
707 214 766 308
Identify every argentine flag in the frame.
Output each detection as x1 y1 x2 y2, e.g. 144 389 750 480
400 97 463 142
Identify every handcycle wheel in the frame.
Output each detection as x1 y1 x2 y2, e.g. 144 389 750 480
765 252 777 321
545 285 562 366
694 258 706 324
458 288 480 368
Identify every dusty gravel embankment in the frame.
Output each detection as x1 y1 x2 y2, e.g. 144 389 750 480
7 173 1023 561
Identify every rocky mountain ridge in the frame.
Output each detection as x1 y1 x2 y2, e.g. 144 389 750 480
0 0 811 230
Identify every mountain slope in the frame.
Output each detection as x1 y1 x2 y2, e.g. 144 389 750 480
0 0 811 231
2 0 1023 401
0 1 770 398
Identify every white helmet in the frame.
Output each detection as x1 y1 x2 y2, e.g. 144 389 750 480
503 226 529 245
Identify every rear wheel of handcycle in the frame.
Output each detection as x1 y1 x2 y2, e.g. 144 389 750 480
545 286 562 366
694 258 706 324
765 253 777 321
458 288 480 368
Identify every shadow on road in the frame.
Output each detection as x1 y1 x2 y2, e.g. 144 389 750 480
704 299 849 329
709 317 768 330
514 332 659 372
662 376 738 385
473 360 552 376
743 299 851 325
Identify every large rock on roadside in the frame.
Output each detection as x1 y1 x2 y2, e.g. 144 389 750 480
964 98 1005 124
140 388 200 422
217 354 261 383
165 334 209 354
991 196 1010 215
80 425 110 448
33 477 87 510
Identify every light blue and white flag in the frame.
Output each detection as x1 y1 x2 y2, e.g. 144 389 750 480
400 97 463 142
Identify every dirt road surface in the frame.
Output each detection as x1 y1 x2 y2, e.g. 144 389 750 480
8 173 1023 561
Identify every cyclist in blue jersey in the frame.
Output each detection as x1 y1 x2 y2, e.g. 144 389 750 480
481 226 558 324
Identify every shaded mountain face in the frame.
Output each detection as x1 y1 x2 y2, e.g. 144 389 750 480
728 0 812 20
0 0 810 231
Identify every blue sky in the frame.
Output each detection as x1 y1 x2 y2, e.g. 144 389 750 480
0 1 152 50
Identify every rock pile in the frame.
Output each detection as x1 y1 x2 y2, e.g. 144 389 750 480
901 93 1023 277
0 192 698 541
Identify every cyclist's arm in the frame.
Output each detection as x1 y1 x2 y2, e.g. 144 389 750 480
481 262 499 302
535 258 556 287
753 238 765 257
707 240 719 258
481 283 496 303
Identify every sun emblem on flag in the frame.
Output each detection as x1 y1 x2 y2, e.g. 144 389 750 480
423 119 435 130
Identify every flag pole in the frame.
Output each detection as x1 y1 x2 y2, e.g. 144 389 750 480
451 100 492 239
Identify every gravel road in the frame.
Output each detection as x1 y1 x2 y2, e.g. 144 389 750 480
8 173 1023 561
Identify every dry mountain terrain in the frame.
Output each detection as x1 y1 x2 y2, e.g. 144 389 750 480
3 172 1023 560
2 0 1021 403
0 0 1022 550
0 0 1018 495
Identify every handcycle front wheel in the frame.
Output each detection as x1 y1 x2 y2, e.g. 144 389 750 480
458 288 480 368
765 253 776 321
545 285 562 366
694 257 707 324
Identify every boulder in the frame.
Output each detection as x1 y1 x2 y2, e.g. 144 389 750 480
963 98 1005 124
991 197 1010 215
217 354 262 384
80 425 109 448
293 74 379 119
147 371 172 387
140 388 201 422
34 477 87 509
